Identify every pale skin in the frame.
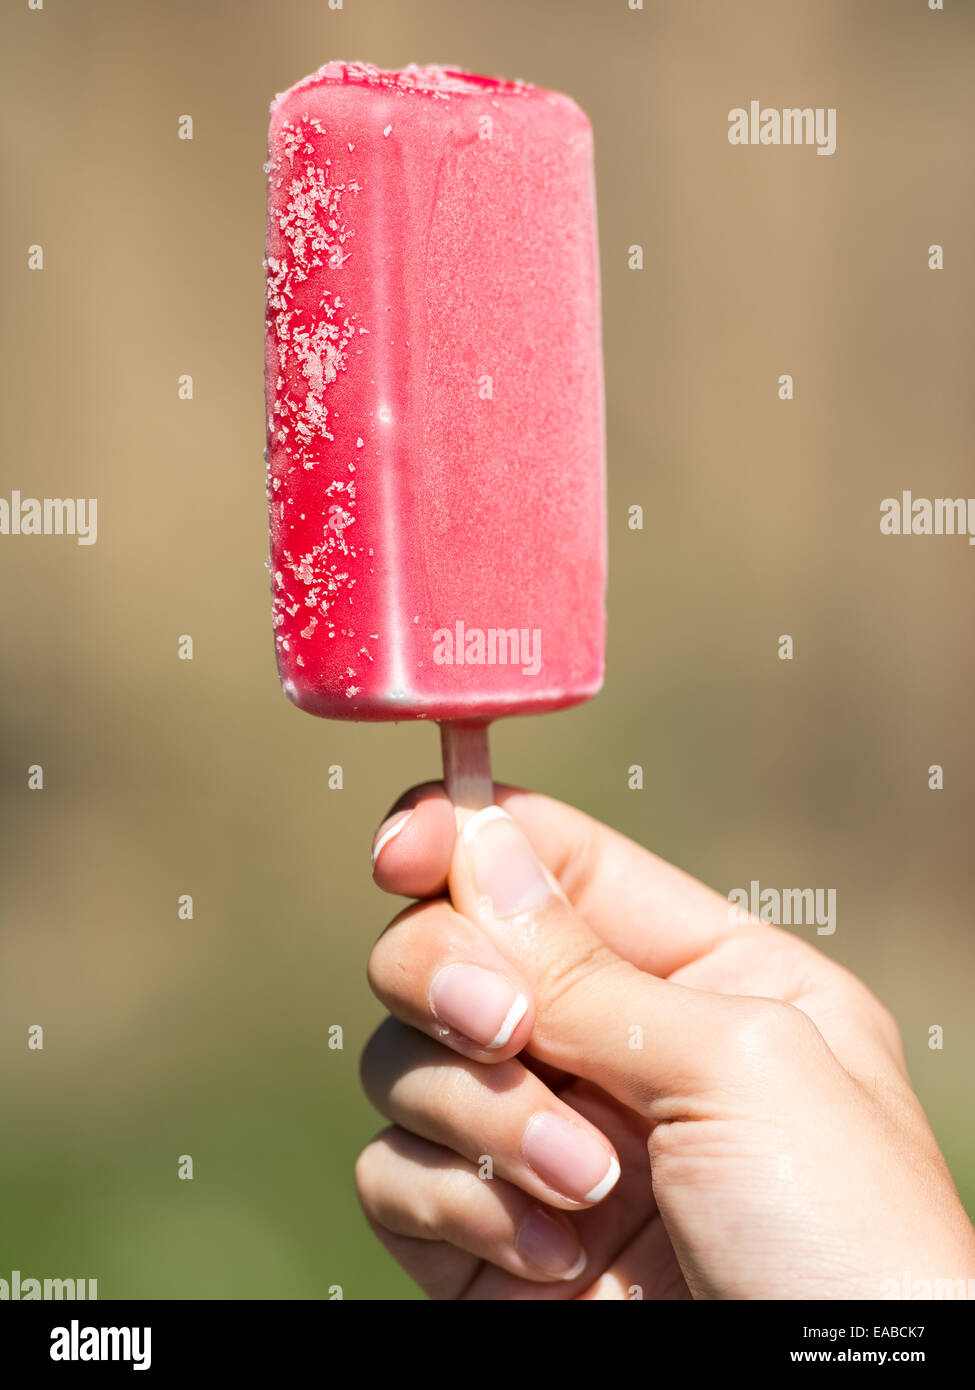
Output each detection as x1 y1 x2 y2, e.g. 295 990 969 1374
356 783 975 1300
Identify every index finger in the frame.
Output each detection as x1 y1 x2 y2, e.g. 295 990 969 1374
372 781 743 976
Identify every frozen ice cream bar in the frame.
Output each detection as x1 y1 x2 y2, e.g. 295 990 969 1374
265 62 604 736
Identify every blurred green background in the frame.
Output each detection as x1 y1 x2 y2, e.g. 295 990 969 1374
1 0 973 1299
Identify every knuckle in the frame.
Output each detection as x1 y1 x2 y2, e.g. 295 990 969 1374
354 1128 440 1239
358 1015 403 1100
720 997 818 1069
532 936 621 1020
366 909 415 997
871 998 906 1060
353 1129 393 1212
367 901 460 1003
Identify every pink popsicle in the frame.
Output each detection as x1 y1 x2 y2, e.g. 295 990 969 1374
264 63 605 788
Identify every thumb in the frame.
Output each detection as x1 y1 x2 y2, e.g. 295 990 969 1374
447 805 728 1120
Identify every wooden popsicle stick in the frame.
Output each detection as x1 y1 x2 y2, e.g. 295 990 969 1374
440 722 494 817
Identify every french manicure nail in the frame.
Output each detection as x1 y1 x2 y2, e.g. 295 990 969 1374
516 1207 587 1281
462 806 552 918
371 810 412 866
522 1112 621 1205
430 963 528 1049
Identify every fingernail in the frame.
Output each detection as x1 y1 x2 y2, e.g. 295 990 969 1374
522 1112 621 1205
371 810 412 867
462 806 552 918
429 964 528 1050
516 1207 587 1281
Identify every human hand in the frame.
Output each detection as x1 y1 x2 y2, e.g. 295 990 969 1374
356 784 975 1299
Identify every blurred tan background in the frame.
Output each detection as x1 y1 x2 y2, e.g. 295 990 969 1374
2 0 973 1299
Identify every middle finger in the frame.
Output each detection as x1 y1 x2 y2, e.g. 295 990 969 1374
361 1017 621 1210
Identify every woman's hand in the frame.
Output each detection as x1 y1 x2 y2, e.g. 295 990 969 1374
355 783 975 1299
